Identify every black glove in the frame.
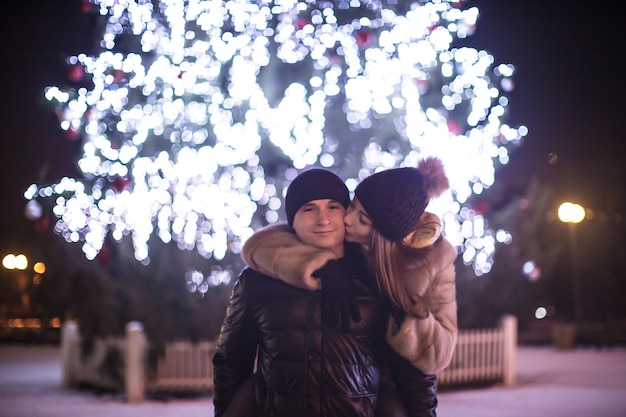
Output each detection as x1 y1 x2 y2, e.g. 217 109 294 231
313 259 361 332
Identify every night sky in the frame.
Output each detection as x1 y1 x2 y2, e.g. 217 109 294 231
1 0 624 254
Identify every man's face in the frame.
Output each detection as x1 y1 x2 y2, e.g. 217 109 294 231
292 199 346 256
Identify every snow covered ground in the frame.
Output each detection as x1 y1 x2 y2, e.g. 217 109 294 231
1 343 625 417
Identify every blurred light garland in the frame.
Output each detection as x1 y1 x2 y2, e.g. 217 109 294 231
25 0 526 279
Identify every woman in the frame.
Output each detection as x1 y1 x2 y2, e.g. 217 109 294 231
243 156 458 375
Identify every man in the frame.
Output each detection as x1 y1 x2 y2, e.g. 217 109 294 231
212 168 435 417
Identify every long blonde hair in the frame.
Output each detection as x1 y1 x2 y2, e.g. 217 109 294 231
368 227 431 316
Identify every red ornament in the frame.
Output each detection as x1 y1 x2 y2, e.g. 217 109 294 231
447 120 461 136
295 17 309 30
474 201 490 215
64 126 80 141
113 70 126 83
68 64 84 82
81 0 93 14
416 79 429 94
96 244 111 265
113 177 131 192
34 215 51 234
356 29 374 48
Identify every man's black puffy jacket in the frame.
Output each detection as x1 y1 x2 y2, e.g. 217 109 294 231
213 246 438 417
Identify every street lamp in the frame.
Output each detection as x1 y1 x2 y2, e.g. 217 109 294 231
2 253 29 270
557 202 585 322
1 253 53 339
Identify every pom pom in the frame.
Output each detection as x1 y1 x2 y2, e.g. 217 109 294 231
418 157 449 199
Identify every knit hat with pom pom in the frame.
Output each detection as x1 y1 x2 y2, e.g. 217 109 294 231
354 157 450 242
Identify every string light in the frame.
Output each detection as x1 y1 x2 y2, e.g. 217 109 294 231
25 0 526 278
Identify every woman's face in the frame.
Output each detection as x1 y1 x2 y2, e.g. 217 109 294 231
344 198 373 245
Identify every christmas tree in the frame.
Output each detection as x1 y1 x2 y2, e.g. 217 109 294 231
25 0 525 338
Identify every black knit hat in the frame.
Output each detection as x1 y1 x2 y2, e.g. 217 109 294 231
354 157 449 242
285 168 350 227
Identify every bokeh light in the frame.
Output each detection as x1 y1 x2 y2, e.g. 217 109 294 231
24 0 526 280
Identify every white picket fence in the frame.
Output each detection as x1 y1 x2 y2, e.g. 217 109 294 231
439 315 517 387
61 315 517 402
150 341 215 392
61 321 217 402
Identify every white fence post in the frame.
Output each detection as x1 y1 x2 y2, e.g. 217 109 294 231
501 314 518 387
60 320 79 388
125 321 146 402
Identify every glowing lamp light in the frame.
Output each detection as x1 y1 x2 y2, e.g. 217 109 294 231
557 202 585 224
33 262 46 274
2 254 29 270
534 306 547 319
